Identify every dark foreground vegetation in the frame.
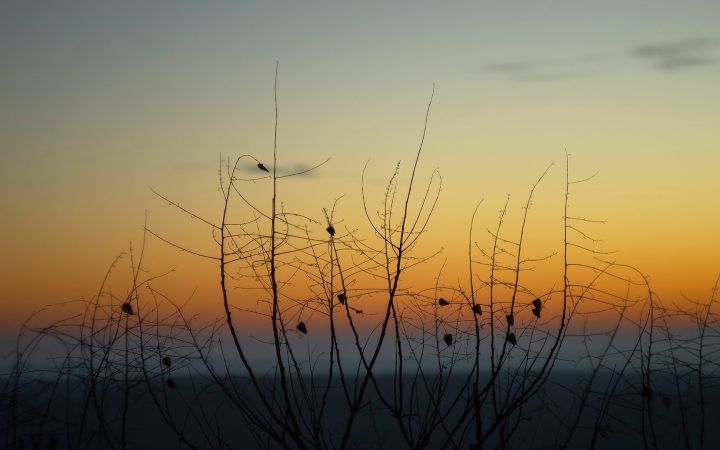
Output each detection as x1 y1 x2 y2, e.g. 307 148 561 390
4 373 720 449
3 82 720 449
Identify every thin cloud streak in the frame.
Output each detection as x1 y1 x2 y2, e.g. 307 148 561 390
162 161 216 173
484 55 609 82
240 162 322 178
158 161 325 178
484 36 720 82
632 37 720 70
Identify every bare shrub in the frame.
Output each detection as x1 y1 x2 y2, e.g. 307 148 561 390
3 76 720 450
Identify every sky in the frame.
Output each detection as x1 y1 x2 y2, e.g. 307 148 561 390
1 0 720 336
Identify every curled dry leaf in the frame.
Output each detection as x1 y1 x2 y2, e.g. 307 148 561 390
599 422 613 439
121 302 135 315
297 322 308 334
642 386 654 400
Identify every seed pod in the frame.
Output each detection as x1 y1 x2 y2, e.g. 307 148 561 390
532 298 542 309
326 225 335 236
297 322 308 334
507 333 517 346
663 396 671 409
438 298 449 306
337 293 347 304
472 304 482 315
506 314 514 326
162 356 171 367
642 386 654 400
443 334 453 346
257 163 269 172
121 302 135 315
532 307 541 319
166 378 176 390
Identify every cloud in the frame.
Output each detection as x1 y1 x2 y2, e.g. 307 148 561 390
163 161 216 173
483 37 720 82
484 56 607 82
155 161 327 180
239 162 322 178
632 37 720 70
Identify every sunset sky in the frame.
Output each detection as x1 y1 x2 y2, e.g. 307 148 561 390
1 1 720 337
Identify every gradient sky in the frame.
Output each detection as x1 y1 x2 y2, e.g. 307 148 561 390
1 1 720 333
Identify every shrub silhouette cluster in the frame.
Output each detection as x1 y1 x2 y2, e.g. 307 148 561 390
2 81 720 450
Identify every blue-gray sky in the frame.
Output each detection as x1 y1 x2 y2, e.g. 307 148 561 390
1 0 719 326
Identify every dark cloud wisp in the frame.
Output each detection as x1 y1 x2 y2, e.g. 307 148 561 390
632 37 720 70
163 161 216 173
484 37 720 82
484 56 608 82
240 162 322 178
